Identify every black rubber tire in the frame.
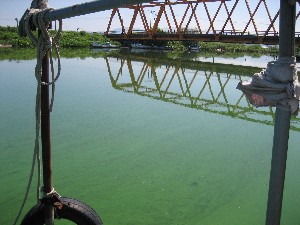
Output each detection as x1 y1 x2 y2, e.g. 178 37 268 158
21 197 103 225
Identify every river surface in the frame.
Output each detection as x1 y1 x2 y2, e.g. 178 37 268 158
1 49 300 225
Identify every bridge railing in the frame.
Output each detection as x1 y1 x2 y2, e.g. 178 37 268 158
104 0 300 45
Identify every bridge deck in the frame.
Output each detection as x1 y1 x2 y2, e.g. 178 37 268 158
107 33 300 45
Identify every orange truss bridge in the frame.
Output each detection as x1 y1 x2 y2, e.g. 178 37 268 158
104 0 300 45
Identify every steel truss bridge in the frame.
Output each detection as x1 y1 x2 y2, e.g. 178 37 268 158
104 0 300 45
102 53 300 131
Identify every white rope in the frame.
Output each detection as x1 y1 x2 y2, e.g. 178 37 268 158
13 8 62 225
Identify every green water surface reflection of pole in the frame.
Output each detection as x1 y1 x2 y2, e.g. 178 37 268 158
265 0 296 225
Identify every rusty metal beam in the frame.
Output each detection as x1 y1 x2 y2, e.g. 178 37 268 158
168 1 179 32
152 5 165 34
263 0 277 33
184 3 200 34
126 0 231 8
116 9 126 34
107 33 300 45
139 6 150 33
206 1 222 35
164 7 173 32
217 0 238 35
179 3 191 33
263 10 279 39
128 7 139 35
221 0 237 34
243 0 262 36
105 0 300 46
106 8 117 35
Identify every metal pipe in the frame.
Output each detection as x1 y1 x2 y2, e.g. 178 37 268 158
265 110 291 225
265 0 296 224
43 0 153 22
41 49 54 225
41 44 52 196
278 0 295 58
34 1 54 223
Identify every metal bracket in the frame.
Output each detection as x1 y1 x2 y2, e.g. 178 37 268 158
40 189 63 209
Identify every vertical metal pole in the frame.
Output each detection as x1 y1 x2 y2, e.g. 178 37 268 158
265 1 295 225
34 1 54 224
41 50 54 225
265 110 291 225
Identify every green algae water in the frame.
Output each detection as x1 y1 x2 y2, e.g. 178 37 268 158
1 49 300 225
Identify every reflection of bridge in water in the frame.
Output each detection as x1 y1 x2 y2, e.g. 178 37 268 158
104 53 300 131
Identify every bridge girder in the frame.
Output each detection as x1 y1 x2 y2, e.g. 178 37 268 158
104 0 300 45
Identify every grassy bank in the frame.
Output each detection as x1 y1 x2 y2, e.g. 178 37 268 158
0 26 281 53
0 26 116 48
167 40 279 53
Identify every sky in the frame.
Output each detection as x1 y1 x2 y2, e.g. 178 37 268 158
0 0 297 33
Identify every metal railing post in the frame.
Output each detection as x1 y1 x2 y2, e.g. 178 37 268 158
265 0 296 224
41 47 54 225
34 1 54 224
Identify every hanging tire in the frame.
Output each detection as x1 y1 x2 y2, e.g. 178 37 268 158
21 197 103 225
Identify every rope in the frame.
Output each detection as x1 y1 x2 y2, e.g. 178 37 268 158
12 8 62 225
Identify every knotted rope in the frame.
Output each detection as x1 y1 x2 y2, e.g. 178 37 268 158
13 8 62 225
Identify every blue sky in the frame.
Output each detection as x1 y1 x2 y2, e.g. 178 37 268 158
0 0 296 33
0 0 112 31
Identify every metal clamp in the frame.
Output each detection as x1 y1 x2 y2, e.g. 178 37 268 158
40 188 63 209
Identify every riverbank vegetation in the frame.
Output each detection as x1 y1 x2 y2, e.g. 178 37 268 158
0 46 103 60
0 26 118 48
0 26 286 54
166 40 279 53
